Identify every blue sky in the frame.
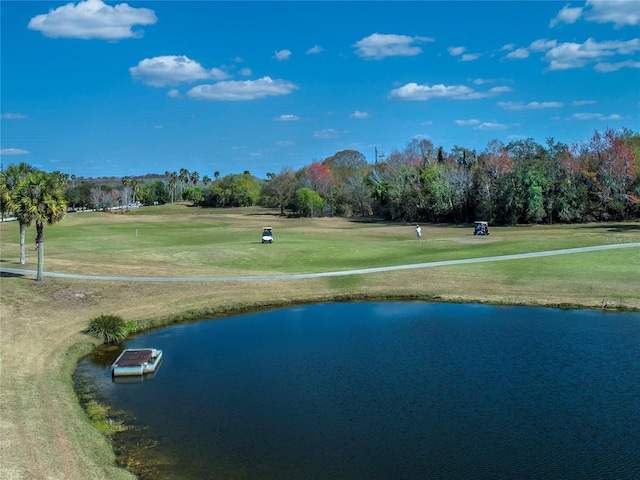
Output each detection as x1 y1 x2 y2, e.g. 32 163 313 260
1 0 639 180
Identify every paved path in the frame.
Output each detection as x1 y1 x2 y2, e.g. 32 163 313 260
1 243 638 282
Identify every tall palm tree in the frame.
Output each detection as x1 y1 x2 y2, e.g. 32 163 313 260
0 162 36 264
13 170 67 281
178 168 190 195
190 171 200 186
168 176 177 203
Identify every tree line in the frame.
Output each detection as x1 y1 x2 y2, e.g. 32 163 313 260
5 127 639 232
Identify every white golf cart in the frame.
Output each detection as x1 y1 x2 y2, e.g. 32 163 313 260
261 226 273 243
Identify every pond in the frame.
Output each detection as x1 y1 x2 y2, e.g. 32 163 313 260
76 303 640 479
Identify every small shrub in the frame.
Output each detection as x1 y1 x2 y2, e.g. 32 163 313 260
84 314 129 344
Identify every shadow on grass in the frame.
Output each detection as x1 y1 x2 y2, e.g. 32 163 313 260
0 271 28 279
577 223 640 232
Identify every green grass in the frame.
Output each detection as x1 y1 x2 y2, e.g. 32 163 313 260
3 205 638 279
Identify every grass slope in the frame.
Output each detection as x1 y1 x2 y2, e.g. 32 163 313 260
1 206 639 479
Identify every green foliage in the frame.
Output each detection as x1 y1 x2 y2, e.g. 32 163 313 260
74 377 127 436
85 314 130 344
182 186 204 206
208 172 262 207
294 187 324 217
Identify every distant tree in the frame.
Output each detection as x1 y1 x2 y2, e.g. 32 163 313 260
259 167 297 214
66 181 96 210
178 168 190 195
585 128 637 219
304 162 333 197
182 186 204 206
13 170 67 281
202 175 211 186
403 138 436 168
151 179 170 204
294 187 324 217
208 172 261 207
120 186 134 210
0 162 36 264
322 150 367 184
343 170 372 216
190 171 200 186
168 173 178 203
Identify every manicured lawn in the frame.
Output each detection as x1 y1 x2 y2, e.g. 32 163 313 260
2 205 638 278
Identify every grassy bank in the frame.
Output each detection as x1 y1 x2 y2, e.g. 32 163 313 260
1 207 638 479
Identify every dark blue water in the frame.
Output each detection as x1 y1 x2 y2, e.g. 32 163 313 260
78 303 640 479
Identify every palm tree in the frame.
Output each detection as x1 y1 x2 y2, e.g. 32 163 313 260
190 171 200 186
178 168 190 195
13 170 67 281
168 176 177 203
214 171 220 180
0 162 36 264
202 175 211 186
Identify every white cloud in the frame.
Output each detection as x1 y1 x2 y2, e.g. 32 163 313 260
529 39 557 52
472 78 494 85
0 148 30 156
506 39 557 60
187 77 298 101
544 38 640 70
474 122 509 131
239 68 252 77
275 114 300 121
130 55 230 87
274 49 292 61
307 45 324 54
277 140 295 147
313 129 340 139
449 46 481 61
549 4 583 27
28 0 156 40
350 111 370 119
353 33 433 60
509 37 640 71
505 48 530 59
389 83 511 101
448 46 466 56
167 89 181 98
594 60 640 72
585 0 640 28
571 112 622 120
572 100 596 106
498 101 564 111
455 119 480 126
1 113 27 119
461 53 482 62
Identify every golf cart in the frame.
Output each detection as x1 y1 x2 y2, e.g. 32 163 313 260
261 227 273 243
473 221 490 235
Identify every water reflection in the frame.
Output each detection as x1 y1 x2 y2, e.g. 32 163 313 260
76 303 640 480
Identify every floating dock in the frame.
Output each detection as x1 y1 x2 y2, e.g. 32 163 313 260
111 348 163 377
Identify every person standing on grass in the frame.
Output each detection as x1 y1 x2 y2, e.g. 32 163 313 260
415 224 422 241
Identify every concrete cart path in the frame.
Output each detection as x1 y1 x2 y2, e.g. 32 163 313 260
1 243 639 282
